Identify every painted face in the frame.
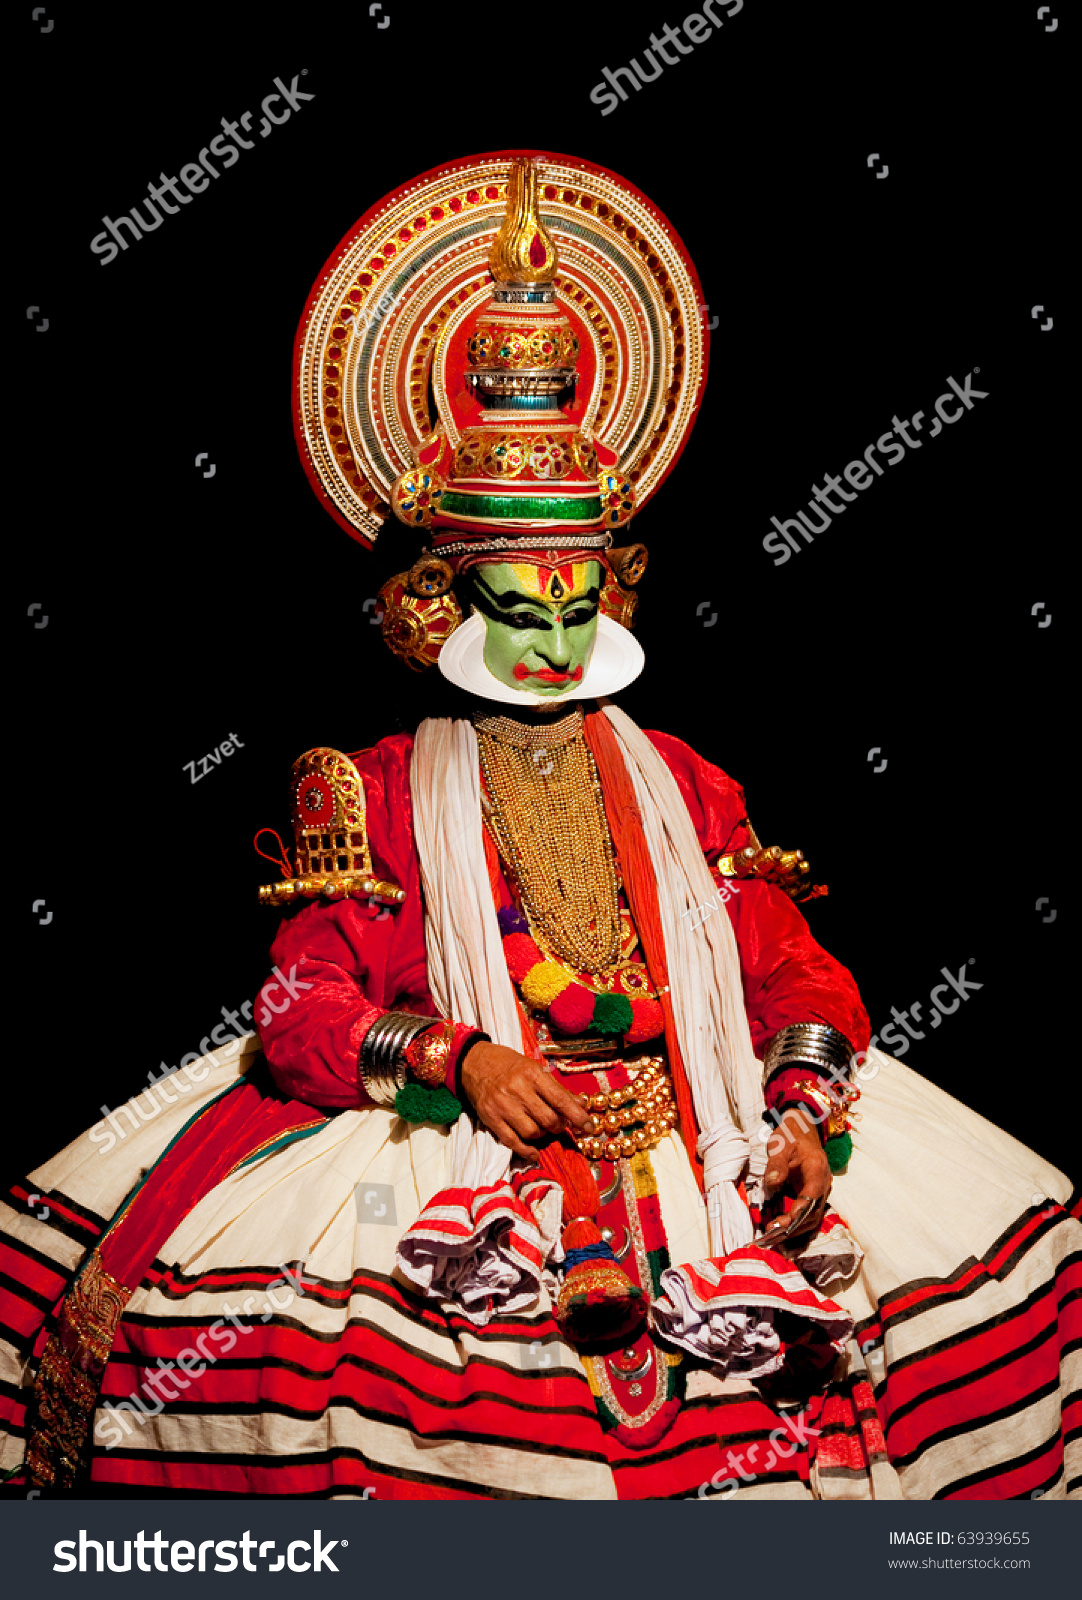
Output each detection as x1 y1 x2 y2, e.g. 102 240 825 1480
472 560 601 696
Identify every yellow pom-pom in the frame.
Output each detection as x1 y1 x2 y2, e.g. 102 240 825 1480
520 961 572 1009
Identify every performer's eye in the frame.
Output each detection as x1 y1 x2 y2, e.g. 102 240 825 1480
506 607 551 632
563 603 598 628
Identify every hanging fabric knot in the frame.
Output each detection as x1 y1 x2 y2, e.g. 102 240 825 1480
253 828 293 880
697 1121 756 1253
697 1122 750 1188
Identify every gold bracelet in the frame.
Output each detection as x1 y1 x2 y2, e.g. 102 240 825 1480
404 1019 455 1087
788 1077 857 1139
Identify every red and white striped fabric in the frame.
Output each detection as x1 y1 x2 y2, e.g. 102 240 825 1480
653 1246 855 1379
396 1173 564 1324
793 1209 865 1290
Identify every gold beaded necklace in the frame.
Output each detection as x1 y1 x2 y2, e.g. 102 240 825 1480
475 714 622 976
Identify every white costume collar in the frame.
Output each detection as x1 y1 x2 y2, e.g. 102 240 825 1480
437 612 645 708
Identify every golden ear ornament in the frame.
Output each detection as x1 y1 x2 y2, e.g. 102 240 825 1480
610 544 648 587
378 573 463 671
598 543 647 631
407 554 455 597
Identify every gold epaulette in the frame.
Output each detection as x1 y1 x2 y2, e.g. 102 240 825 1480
257 748 405 909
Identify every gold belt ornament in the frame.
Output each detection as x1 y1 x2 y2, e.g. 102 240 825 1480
553 1054 678 1161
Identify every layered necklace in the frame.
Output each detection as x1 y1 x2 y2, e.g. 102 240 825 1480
475 709 665 1049
475 707 621 976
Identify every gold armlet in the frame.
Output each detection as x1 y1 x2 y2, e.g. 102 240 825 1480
717 838 828 903
257 748 405 909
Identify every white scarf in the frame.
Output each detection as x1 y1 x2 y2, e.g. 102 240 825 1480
409 706 766 1253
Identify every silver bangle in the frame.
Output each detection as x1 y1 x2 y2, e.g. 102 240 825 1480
360 1011 439 1106
763 1023 854 1085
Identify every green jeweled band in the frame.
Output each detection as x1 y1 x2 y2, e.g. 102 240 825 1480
439 491 603 523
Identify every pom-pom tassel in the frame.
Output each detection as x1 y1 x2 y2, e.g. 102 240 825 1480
591 992 634 1037
625 997 665 1045
549 982 596 1034
825 1131 853 1172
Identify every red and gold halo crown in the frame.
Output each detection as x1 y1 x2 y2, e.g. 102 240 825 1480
293 149 710 564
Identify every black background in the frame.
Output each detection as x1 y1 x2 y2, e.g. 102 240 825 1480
13 2 1070 1177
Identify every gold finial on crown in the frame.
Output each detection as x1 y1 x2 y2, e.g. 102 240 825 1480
488 157 559 286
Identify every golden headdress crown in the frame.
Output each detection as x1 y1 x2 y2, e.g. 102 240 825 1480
294 149 709 553
293 150 710 664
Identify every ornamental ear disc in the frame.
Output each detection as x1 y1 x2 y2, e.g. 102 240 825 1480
407 554 455 597
609 543 648 587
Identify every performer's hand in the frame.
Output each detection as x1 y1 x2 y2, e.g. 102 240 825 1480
460 1041 590 1161
757 1107 831 1249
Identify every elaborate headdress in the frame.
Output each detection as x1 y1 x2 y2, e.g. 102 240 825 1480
294 150 709 690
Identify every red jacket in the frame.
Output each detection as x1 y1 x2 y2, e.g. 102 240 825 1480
256 728 870 1108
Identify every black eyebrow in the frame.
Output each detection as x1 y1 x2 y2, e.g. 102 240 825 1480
473 572 535 612
472 571 600 618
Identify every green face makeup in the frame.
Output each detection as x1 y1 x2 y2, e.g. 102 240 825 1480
472 560 601 696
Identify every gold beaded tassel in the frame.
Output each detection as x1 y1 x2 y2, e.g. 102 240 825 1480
476 723 622 977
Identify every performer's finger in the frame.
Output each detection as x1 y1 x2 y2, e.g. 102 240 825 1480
495 1121 540 1163
757 1220 792 1250
535 1074 589 1128
763 1149 790 1199
505 1106 543 1143
520 1090 562 1134
784 1194 827 1241
784 1198 815 1236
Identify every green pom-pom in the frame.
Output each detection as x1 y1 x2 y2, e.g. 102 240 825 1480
394 1083 463 1125
825 1131 852 1173
590 992 634 1036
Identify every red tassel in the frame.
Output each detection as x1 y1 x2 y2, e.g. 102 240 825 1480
253 828 293 880
536 1142 644 1344
537 1142 602 1244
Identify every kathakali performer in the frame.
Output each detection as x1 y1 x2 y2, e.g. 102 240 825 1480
2 153 1079 1500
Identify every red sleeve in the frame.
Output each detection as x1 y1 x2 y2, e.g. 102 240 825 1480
646 729 871 1060
255 732 479 1109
